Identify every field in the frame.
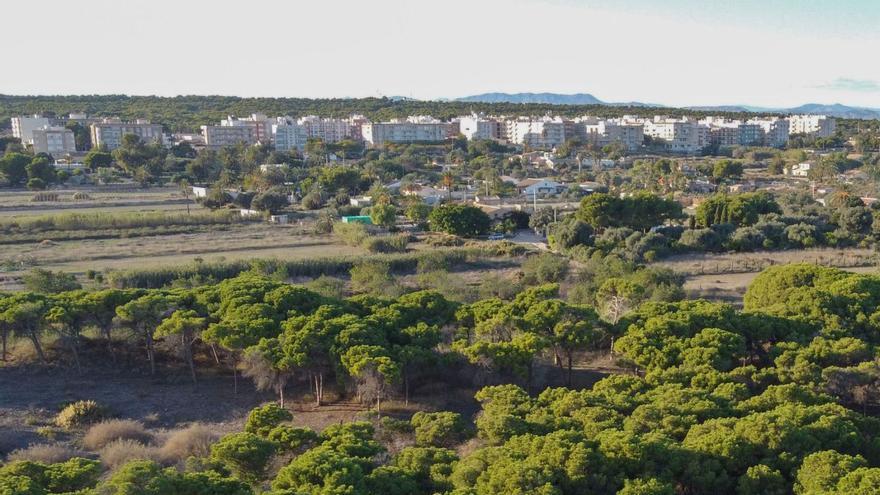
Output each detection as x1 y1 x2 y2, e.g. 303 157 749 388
0 187 371 290
656 247 880 303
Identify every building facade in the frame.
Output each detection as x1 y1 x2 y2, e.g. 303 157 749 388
361 117 453 145
32 127 76 155
89 119 163 150
11 115 53 144
201 125 259 149
787 115 836 137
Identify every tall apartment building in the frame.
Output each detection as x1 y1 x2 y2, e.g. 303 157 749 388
361 117 453 145
643 117 708 154
220 114 273 143
505 117 569 149
11 115 53 144
787 115 836 137
272 120 308 152
90 119 163 150
458 114 504 141
748 118 790 147
579 119 644 151
298 115 355 143
201 125 259 149
32 127 76 155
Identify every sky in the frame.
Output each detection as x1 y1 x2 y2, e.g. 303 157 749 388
3 0 880 108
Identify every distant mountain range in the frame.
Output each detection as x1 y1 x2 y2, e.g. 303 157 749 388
455 92 880 119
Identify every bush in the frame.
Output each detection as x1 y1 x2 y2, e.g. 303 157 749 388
306 276 347 299
350 260 401 297
7 444 82 463
363 234 409 253
244 404 293 437
159 424 218 462
83 420 152 450
55 401 107 430
100 439 161 471
425 234 464 247
410 412 470 448
334 222 369 246
27 178 47 190
549 219 593 250
521 253 569 284
678 228 723 252
301 191 323 210
22 269 81 293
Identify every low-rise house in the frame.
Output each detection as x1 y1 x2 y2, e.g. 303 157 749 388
240 209 261 217
786 162 811 177
350 196 372 208
191 186 208 198
269 214 289 224
517 178 564 197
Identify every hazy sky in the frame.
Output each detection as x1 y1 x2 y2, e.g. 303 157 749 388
3 0 880 108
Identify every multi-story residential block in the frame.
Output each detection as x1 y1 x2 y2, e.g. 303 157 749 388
298 115 355 143
787 115 836 137
505 117 569 149
32 127 76 156
201 124 258 149
361 117 454 145
458 114 504 141
643 117 708 153
219 114 273 143
11 115 53 144
272 121 308 152
579 118 644 151
749 118 790 147
90 119 163 150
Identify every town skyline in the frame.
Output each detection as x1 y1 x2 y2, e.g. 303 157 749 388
3 0 879 108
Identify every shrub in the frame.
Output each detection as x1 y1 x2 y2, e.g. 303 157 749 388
410 412 470 448
549 219 593 250
100 439 161 471
334 222 369 246
301 191 324 210
6 444 82 463
521 253 569 284
306 276 347 299
83 420 151 450
363 234 409 253
350 260 401 297
244 404 293 437
22 269 81 293
27 178 47 191
159 424 218 462
55 401 107 430
678 228 723 252
425 234 464 247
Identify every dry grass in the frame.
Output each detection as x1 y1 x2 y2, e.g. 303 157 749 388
83 419 152 450
7 444 82 463
158 424 218 463
99 439 161 471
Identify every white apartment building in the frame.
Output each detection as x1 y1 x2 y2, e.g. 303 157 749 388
298 115 354 143
201 125 258 149
361 117 453 145
643 117 709 153
787 115 836 137
90 119 163 150
272 121 308 152
220 114 272 143
32 127 76 156
579 118 644 151
11 115 53 144
505 117 569 149
748 118 790 148
458 114 503 141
